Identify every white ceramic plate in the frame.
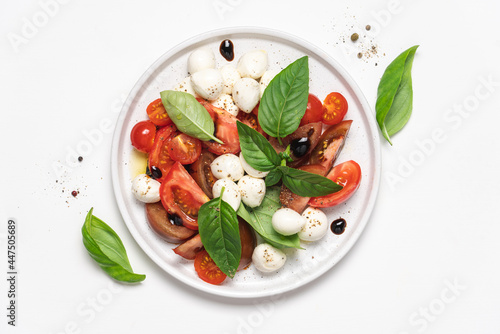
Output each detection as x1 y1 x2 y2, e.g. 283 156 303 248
111 27 380 298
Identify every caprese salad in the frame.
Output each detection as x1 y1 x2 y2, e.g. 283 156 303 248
129 44 362 285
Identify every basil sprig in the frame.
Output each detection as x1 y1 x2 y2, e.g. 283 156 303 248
237 187 301 249
160 90 223 144
198 188 241 278
82 208 146 283
258 56 309 145
376 45 419 145
237 121 342 197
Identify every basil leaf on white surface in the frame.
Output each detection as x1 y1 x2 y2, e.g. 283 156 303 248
375 45 419 145
82 208 145 283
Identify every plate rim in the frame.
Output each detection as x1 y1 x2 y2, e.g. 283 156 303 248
111 26 381 298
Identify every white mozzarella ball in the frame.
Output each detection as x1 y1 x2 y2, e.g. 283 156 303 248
211 93 239 116
220 65 241 95
259 69 279 97
187 47 215 74
272 208 307 236
210 153 245 181
212 179 241 212
252 243 286 273
173 76 196 96
298 207 329 242
237 50 268 79
238 175 266 208
239 153 269 178
191 68 224 100
232 78 260 113
131 174 161 203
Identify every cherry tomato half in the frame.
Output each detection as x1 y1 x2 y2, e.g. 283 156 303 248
194 249 227 285
300 94 323 126
308 160 361 208
168 133 202 165
130 120 156 153
322 92 348 125
147 98 173 127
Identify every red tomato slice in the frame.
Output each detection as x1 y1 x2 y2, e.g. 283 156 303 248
322 92 348 125
168 133 202 165
203 106 240 155
160 162 209 230
308 160 361 208
130 120 156 153
147 98 173 127
300 94 323 126
280 164 326 214
194 249 227 285
173 234 203 260
196 98 216 121
237 111 267 137
148 125 177 182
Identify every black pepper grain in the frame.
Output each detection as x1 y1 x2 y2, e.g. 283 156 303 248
351 33 359 42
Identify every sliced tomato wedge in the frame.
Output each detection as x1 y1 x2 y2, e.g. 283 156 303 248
194 249 227 285
168 133 202 165
308 160 361 207
148 124 177 182
322 92 348 125
309 120 352 175
147 98 173 126
196 98 216 121
160 162 209 230
280 164 326 214
189 149 217 198
203 106 240 155
237 110 267 137
173 234 203 260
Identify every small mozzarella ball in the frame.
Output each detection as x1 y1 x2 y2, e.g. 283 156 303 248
220 65 241 95
252 243 286 273
131 174 161 203
239 153 269 178
298 207 329 242
187 47 215 74
272 208 307 236
259 69 279 97
237 50 268 79
211 93 239 116
191 68 224 100
212 179 241 212
232 78 260 113
238 175 266 208
173 76 196 96
210 153 245 181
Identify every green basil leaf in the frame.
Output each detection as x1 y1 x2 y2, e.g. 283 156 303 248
279 166 343 197
258 56 309 143
237 187 302 249
82 208 145 283
237 121 281 171
375 45 419 145
160 90 223 144
265 168 282 187
198 190 241 278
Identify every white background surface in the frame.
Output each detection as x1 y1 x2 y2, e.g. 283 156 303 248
1 0 499 333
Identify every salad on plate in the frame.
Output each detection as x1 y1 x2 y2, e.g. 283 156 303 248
128 43 362 285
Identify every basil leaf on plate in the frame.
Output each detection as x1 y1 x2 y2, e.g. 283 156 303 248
198 188 241 278
237 187 302 249
264 168 282 187
160 90 223 144
278 166 343 197
258 56 309 144
237 121 281 171
375 45 419 145
82 208 146 283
